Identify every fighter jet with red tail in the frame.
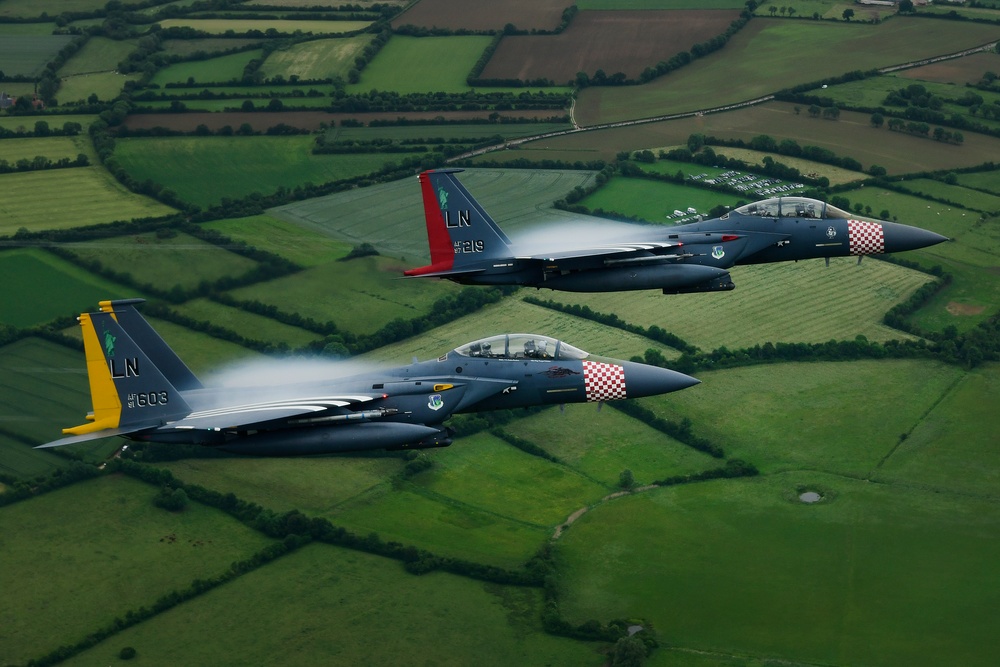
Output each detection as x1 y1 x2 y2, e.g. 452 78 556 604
404 169 948 294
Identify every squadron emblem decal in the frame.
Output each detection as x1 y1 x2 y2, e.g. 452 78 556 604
711 246 725 260
428 394 444 411
826 226 837 239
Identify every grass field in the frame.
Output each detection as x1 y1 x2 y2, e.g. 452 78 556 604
176 297 323 349
0 167 176 233
155 18 371 34
57 36 137 76
64 231 260 291
149 49 265 86
579 176 746 221
0 135 95 163
329 121 574 143
63 542 602 666
897 178 1000 214
642 148 866 186
57 71 140 104
0 34 74 77
0 474 276 665
258 34 374 81
755 0 898 20
347 35 494 95
112 136 392 208
143 316 263 374
557 470 1000 666
160 37 262 57
271 168 600 261
957 169 1000 196
0 22 57 34
226 254 459 335
0 0 105 16
203 213 353 267
0 114 96 132
0 249 137 327
393 0 569 31
575 19 1000 125
579 0 746 6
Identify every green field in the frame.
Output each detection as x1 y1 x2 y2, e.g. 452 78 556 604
0 0 105 16
580 176 746 221
0 34 74 76
203 213 353 267
957 169 1000 196
0 249 137 327
897 178 1000 214
0 474 276 665
575 19 1000 125
176 297 323 349
0 167 176 233
271 168 600 261
155 18 372 34
57 36 137 76
112 136 393 208
0 114 96 132
63 542 601 666
0 22 58 35
756 0 899 20
160 37 262 57
0 135 95 163
329 121 574 143
149 49 265 86
142 316 263 374
347 35 494 94
64 231 260 291
557 470 1000 667
134 96 335 111
259 34 374 81
642 149 867 186
580 0 746 6
227 254 459 336
58 71 140 104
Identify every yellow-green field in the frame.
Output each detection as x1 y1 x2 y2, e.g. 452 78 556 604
155 18 372 34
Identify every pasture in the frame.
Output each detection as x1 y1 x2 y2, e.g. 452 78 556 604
176 298 323 348
0 114 96 132
526 101 1000 175
897 178 1000 214
574 18 1000 125
112 136 392 208
160 37 262 57
0 474 275 666
557 470 1000 666
143 316 263 374
0 249 136 327
958 169 1000 196
57 36 137 77
63 543 600 666
203 213 354 267
258 34 374 81
225 254 459 335
154 18 372 34
346 35 494 95
0 135 95 163
579 0 746 7
57 71 139 104
64 231 260 290
0 167 176 233
579 175 745 221
897 51 1000 86
483 9 742 84
393 0 570 31
271 168 599 261
755 0 898 20
0 34 75 77
329 121 573 143
0 0 104 16
149 49 264 86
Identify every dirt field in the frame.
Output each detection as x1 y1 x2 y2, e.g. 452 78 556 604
121 110 548 131
391 0 569 31
896 52 1000 86
481 9 741 84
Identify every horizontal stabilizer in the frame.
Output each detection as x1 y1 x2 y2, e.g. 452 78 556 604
37 426 147 449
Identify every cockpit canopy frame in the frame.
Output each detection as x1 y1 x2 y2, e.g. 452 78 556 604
726 197 852 220
454 334 589 361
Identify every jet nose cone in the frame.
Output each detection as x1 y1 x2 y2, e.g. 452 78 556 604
882 221 949 253
622 362 699 398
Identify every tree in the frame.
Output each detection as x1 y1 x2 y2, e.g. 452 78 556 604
808 104 821 117
154 487 188 512
899 0 914 12
769 5 777 16
842 8 854 21
619 469 635 490
611 636 647 667
870 112 884 128
34 120 50 136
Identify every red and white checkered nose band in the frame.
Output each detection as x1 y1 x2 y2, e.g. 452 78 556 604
583 361 627 402
848 220 884 255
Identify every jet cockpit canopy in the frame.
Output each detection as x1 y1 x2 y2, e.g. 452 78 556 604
730 197 852 220
454 334 589 360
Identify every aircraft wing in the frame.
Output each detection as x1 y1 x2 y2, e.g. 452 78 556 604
166 394 382 431
516 241 683 264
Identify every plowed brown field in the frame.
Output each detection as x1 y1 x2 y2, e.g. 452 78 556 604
481 9 741 84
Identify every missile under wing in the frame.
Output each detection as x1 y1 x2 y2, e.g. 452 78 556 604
404 169 948 294
39 299 698 456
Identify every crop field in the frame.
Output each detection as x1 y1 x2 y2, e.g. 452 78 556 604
529 101 1000 175
557 469 1000 667
155 18 372 34
482 9 742 84
957 169 1000 196
0 34 76 77
203 213 353 267
141 315 263 373
149 49 265 86
0 474 276 665
755 0 898 20
0 249 137 327
226 254 459 335
258 34 374 81
552 258 932 351
63 543 600 667
361 296 681 365
112 136 392 208
392 0 569 31
176 298 323 348
580 0 747 7
121 110 335 131
136 96 336 112
159 37 262 57
897 51 1000 86
0 167 176 233
65 231 260 290
0 22 57 35
580 176 745 222
347 35 494 95
920 3 1000 20
272 168 599 260
574 19 1000 125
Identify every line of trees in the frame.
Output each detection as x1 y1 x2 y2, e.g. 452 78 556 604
0 153 88 174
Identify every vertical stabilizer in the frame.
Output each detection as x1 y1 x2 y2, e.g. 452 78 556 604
103 299 202 390
404 169 514 277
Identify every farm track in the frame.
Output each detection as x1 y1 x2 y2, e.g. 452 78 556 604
452 40 1000 162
